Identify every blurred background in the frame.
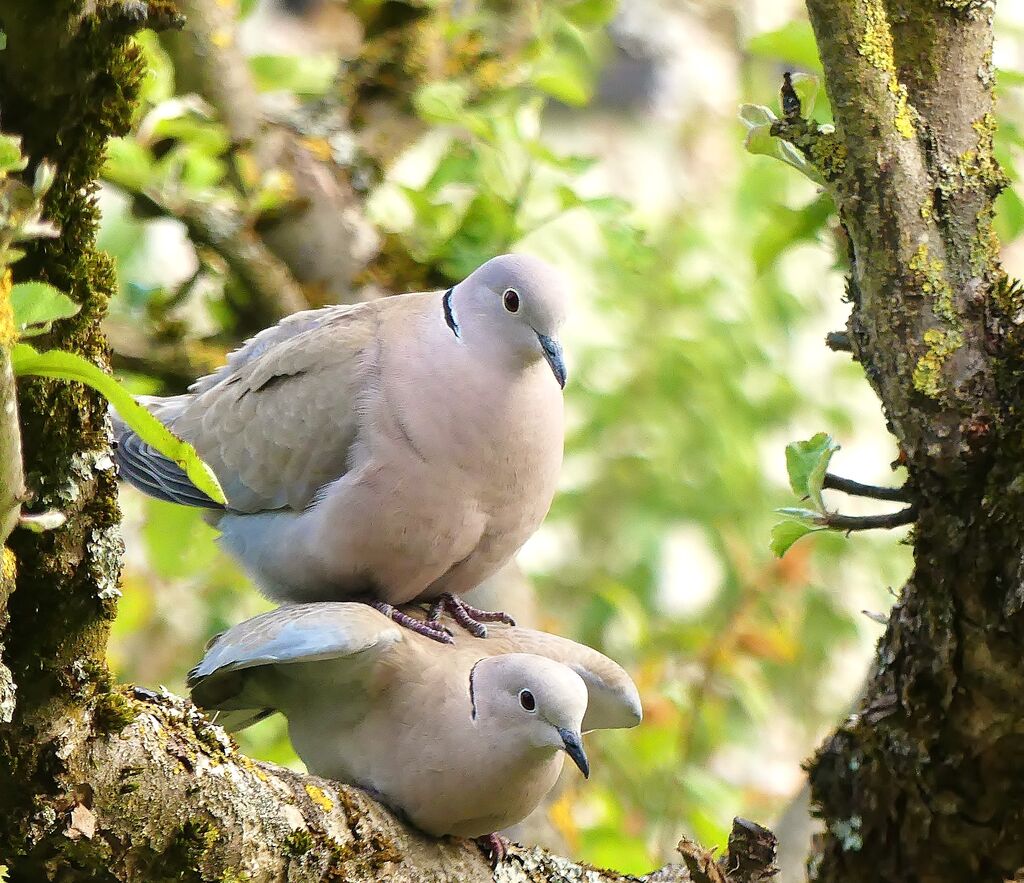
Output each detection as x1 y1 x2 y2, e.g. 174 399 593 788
102 0 1024 877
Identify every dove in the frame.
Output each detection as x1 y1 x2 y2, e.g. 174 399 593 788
188 602 642 856
112 254 569 642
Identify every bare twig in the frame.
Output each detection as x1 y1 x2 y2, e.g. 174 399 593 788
822 473 912 503
823 506 917 532
134 191 308 322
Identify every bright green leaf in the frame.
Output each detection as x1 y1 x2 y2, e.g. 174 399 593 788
740 104 826 186
747 21 823 72
10 281 80 337
413 82 470 125
785 432 839 510
0 134 26 175
562 0 618 28
248 54 339 96
103 137 155 192
11 345 227 505
770 520 821 557
789 72 819 118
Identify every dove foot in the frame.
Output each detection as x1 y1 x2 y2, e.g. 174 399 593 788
476 832 510 867
369 600 454 644
428 593 516 639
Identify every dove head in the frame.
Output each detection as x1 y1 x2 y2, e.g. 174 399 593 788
449 254 570 388
471 653 590 777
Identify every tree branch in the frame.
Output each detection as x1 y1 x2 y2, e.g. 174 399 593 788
163 0 379 305
821 505 917 531
135 190 310 323
821 473 913 503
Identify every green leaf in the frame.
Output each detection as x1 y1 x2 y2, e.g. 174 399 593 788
10 281 81 337
413 82 470 125
11 345 227 505
739 104 826 186
784 432 839 511
747 21 823 73
770 520 821 557
775 507 825 522
788 72 819 118
248 54 339 96
0 134 26 175
562 0 618 28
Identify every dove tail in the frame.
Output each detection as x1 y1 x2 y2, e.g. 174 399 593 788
110 397 225 510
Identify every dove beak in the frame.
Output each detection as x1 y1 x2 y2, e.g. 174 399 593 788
537 334 567 389
558 728 589 778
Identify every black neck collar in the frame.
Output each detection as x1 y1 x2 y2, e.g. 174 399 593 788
442 287 460 338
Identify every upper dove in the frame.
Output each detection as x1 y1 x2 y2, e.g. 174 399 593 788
113 254 569 642
188 602 642 846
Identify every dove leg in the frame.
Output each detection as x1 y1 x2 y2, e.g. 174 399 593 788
369 600 454 644
475 832 510 867
434 593 517 639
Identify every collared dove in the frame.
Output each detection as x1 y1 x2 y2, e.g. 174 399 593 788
113 254 569 642
188 602 642 852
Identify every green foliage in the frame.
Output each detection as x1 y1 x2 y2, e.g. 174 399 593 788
249 54 339 95
770 521 822 557
746 21 823 73
12 345 226 505
785 432 838 510
739 103 825 186
10 281 80 337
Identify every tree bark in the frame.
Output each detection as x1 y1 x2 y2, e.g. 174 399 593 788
774 1 1021 880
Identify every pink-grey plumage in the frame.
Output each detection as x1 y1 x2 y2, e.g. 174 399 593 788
113 254 570 636
188 602 642 839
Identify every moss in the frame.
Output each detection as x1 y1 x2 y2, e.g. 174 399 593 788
92 689 139 734
305 783 335 813
809 131 849 181
283 829 315 856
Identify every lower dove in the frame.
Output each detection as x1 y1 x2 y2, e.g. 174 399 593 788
188 602 642 860
113 254 569 642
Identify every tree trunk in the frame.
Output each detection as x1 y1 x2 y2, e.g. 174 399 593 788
774 1 1021 880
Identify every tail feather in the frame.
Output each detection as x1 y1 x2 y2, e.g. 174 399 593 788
110 397 224 510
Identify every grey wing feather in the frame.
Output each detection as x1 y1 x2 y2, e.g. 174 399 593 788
477 626 643 732
112 301 379 513
187 304 356 395
188 603 404 730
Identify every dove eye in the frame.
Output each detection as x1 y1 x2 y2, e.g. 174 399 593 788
503 288 520 313
519 689 537 712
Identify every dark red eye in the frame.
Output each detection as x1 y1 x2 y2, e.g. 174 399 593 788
503 288 520 313
519 689 536 711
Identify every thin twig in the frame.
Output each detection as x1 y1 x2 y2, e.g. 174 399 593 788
823 506 917 532
822 473 913 503
134 191 309 323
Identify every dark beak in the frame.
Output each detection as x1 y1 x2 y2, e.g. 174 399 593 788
538 334 567 389
558 728 589 778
